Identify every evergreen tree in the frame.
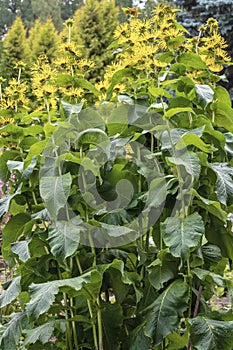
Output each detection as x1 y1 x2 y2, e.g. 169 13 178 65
0 17 27 80
72 0 119 81
27 18 59 63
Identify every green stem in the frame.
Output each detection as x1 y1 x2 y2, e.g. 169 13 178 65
166 120 186 218
58 269 73 350
87 299 99 350
63 292 73 350
45 97 52 124
187 257 193 319
97 298 104 350
70 296 79 350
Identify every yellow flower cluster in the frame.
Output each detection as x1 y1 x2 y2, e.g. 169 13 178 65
0 78 29 111
95 6 231 100
185 18 231 73
96 4 188 99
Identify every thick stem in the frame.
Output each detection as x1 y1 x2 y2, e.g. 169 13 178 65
97 298 104 350
70 296 79 350
87 299 99 350
187 285 203 350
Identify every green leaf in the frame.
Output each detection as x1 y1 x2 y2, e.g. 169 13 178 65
161 213 204 260
39 173 72 218
0 184 22 219
146 177 167 208
214 86 232 108
74 77 100 97
26 270 101 319
11 241 30 262
0 312 28 350
145 280 189 346
102 302 124 350
75 128 109 150
2 213 31 260
23 321 56 345
178 52 207 69
211 163 233 205
176 134 214 153
192 267 227 288
149 87 173 98
61 100 84 121
48 217 82 261
164 107 195 119
195 84 214 109
166 330 189 350
192 189 227 222
0 150 20 182
25 140 47 167
129 323 151 350
148 250 178 290
0 276 21 308
106 68 132 100
213 102 233 133
167 151 201 181
72 107 105 131
189 316 233 350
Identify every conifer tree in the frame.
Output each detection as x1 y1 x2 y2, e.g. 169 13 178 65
27 18 59 63
0 17 27 80
72 0 119 81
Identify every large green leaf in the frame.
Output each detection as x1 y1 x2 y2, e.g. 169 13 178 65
61 100 84 121
26 270 102 319
106 68 133 100
192 189 227 222
192 267 227 288
0 276 21 308
102 302 124 350
24 140 47 167
74 77 100 97
39 173 72 218
164 107 196 119
2 213 31 260
0 184 22 219
167 151 201 181
178 52 207 69
195 84 214 109
214 86 232 108
48 217 82 261
146 177 167 209
211 163 233 205
11 241 30 262
144 280 189 346
0 312 28 350
189 316 233 350
176 134 214 153
161 213 204 260
23 321 61 346
213 102 233 133
148 250 178 290
129 324 151 350
0 150 20 182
